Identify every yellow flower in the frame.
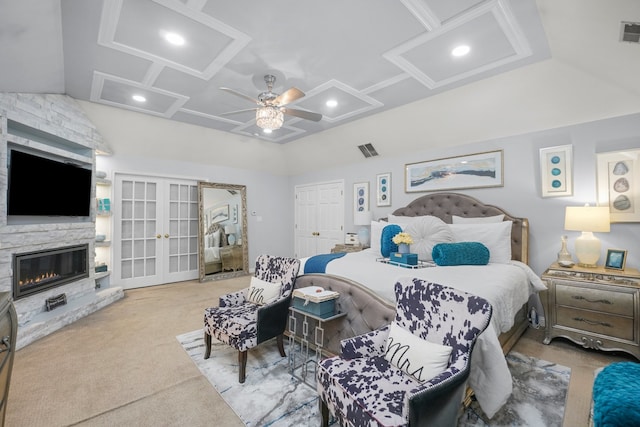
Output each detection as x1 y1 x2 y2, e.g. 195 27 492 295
392 232 413 245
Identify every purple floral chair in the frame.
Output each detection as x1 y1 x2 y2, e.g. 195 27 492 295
203 254 300 383
316 277 493 426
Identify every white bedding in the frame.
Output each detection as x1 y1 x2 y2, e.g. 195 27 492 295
298 248 546 418
204 247 220 263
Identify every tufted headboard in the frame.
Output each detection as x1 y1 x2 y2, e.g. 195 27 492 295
391 192 529 264
291 274 395 356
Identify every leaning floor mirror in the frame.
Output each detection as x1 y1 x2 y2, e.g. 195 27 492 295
198 181 249 281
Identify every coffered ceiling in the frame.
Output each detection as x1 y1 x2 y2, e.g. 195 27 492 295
0 0 552 144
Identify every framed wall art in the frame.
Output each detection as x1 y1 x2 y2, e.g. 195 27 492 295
376 173 391 207
605 249 627 270
539 144 573 197
404 150 503 193
596 149 640 222
354 182 369 212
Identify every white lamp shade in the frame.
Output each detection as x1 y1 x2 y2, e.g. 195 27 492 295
354 211 373 226
564 206 610 232
224 224 236 234
565 205 610 267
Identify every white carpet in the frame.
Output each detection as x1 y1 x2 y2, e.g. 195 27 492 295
177 329 570 427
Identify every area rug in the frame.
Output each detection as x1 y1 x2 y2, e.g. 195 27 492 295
177 330 570 427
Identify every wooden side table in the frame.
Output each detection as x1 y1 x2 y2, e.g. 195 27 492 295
542 263 640 359
331 244 366 253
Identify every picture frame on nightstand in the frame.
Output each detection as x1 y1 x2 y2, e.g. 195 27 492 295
605 249 627 270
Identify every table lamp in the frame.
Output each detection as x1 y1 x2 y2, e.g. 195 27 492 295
564 205 610 267
353 211 373 246
224 224 237 245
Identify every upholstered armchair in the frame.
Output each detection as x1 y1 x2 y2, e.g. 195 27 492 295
203 254 300 383
316 277 493 427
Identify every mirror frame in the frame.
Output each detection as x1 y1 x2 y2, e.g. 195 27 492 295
198 181 249 282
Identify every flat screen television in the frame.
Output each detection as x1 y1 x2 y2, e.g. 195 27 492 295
7 149 92 217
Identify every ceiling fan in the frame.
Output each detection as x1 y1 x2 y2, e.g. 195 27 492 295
220 74 322 131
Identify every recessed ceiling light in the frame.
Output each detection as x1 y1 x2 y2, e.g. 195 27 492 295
451 45 470 57
132 94 146 103
263 128 273 134
326 99 338 108
164 32 185 46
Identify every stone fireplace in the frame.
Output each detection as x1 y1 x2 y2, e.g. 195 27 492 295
13 245 89 300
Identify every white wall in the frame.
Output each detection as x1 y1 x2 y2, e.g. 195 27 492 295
289 112 640 275
96 153 293 267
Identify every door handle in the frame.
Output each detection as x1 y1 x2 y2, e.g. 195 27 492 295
164 234 170 238
156 234 161 239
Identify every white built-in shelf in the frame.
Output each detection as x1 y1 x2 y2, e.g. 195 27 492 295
96 178 111 186
95 240 111 247
94 270 110 280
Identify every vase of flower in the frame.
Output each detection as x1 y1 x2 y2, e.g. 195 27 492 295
392 232 413 254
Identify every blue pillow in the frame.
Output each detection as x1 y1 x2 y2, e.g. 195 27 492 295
381 224 402 257
432 242 490 266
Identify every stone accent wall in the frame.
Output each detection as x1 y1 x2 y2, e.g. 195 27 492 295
0 93 121 349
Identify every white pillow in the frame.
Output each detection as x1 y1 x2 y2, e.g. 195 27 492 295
451 214 505 224
449 221 513 263
387 214 420 225
247 277 281 305
402 216 454 261
212 229 221 247
384 322 452 383
370 220 385 254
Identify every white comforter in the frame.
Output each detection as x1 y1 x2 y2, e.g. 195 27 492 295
298 249 546 418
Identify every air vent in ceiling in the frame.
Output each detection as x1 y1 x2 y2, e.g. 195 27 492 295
358 143 378 158
620 21 640 43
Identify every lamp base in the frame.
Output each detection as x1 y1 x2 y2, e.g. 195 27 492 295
577 262 598 268
574 231 602 268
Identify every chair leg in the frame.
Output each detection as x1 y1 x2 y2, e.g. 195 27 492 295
320 399 330 427
204 331 212 359
277 334 286 357
238 350 247 383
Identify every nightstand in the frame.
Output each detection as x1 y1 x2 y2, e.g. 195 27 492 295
220 245 243 271
542 263 640 359
331 244 366 253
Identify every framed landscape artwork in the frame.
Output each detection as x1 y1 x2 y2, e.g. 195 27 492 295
596 149 640 222
405 150 503 193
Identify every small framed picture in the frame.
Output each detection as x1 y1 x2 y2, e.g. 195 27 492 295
376 173 391 207
353 182 369 212
605 249 627 270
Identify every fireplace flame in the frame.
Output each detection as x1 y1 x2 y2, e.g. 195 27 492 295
19 271 60 287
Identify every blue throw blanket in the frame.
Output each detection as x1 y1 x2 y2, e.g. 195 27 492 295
304 252 347 274
432 242 490 266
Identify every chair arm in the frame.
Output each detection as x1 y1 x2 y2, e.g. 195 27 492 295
219 289 247 307
406 365 471 426
256 296 292 344
340 325 390 359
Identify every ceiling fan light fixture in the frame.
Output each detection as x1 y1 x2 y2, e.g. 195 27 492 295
256 106 284 130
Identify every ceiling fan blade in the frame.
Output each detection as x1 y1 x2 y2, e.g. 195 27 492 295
282 108 322 122
219 87 259 104
220 108 257 116
274 87 305 106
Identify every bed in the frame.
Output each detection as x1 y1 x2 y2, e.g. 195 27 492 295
294 192 546 418
203 223 227 275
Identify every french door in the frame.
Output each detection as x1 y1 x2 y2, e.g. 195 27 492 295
294 180 344 258
114 174 199 289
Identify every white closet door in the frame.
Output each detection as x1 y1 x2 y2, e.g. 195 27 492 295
295 184 318 259
294 180 344 258
114 174 198 289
